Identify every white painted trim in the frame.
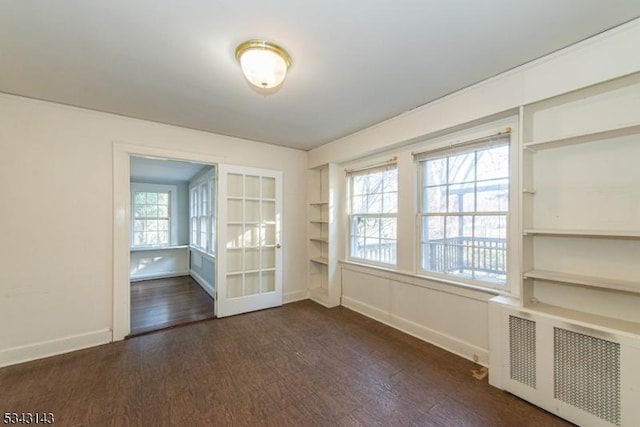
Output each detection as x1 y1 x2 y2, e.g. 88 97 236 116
341 261 498 302
113 141 225 341
130 270 190 282
390 312 488 367
284 289 309 304
341 295 391 323
189 246 216 261
341 296 489 366
309 294 332 308
0 330 112 368
190 270 214 299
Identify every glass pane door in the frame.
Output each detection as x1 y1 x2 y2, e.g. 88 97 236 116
216 165 282 317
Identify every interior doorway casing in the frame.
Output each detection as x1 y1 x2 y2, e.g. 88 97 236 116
112 141 224 341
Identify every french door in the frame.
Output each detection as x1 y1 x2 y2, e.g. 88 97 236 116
216 165 283 317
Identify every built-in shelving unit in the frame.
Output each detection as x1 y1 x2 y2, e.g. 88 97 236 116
310 256 328 265
309 237 328 243
523 269 640 295
307 164 340 307
522 123 640 151
520 71 640 326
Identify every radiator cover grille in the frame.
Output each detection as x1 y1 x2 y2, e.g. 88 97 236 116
509 315 536 388
554 327 621 426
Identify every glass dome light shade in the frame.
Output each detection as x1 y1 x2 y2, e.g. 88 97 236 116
236 40 292 89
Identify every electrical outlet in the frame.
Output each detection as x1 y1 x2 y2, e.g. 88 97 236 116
473 353 479 363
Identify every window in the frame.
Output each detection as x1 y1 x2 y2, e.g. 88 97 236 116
417 139 509 285
348 165 398 265
191 187 198 244
199 182 209 250
131 183 177 248
189 171 215 255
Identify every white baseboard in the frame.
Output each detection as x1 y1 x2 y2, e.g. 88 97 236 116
190 270 214 298
341 296 488 366
340 296 392 323
0 329 112 368
130 270 190 282
284 289 309 304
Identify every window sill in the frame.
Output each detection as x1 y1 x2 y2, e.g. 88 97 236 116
340 259 513 301
189 246 216 259
130 245 189 252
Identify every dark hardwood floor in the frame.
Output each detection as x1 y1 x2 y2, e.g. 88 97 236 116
130 276 214 336
0 301 573 426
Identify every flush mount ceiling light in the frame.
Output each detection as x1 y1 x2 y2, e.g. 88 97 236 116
235 40 292 90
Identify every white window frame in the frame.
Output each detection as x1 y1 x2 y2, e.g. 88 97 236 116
347 164 398 267
416 136 511 289
189 169 215 256
190 186 199 245
130 182 178 248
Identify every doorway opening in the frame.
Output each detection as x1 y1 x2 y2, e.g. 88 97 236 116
113 143 284 341
128 156 216 335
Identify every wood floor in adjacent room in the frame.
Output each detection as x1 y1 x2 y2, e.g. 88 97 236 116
0 301 573 426
130 275 214 336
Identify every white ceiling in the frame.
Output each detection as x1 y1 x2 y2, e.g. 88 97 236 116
1 1 639 151
130 156 210 182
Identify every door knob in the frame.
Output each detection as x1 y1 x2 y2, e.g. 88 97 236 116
276 243 281 249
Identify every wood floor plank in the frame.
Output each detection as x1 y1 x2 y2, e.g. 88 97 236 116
1 300 575 426
129 275 214 335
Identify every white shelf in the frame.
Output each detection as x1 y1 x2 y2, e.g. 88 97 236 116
523 123 640 151
523 229 640 239
309 220 329 224
524 270 640 295
309 237 328 243
525 302 640 337
310 257 328 265
309 201 329 205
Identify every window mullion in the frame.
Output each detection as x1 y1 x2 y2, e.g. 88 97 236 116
348 167 397 266
419 142 509 287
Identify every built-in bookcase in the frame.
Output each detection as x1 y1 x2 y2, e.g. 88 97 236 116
490 72 640 427
520 71 640 325
307 163 340 307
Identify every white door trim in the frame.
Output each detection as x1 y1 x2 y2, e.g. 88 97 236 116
112 141 224 341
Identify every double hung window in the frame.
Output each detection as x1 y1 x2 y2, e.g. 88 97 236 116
417 138 510 285
131 183 176 248
190 173 215 255
348 165 398 266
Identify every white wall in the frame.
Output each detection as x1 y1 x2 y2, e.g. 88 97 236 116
311 19 640 366
130 246 190 281
189 248 215 298
0 95 307 366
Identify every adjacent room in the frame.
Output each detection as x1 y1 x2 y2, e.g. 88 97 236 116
1 2 640 426
129 156 216 335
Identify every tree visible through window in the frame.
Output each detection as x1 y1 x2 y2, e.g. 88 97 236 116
418 141 509 285
133 190 170 247
348 166 397 265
